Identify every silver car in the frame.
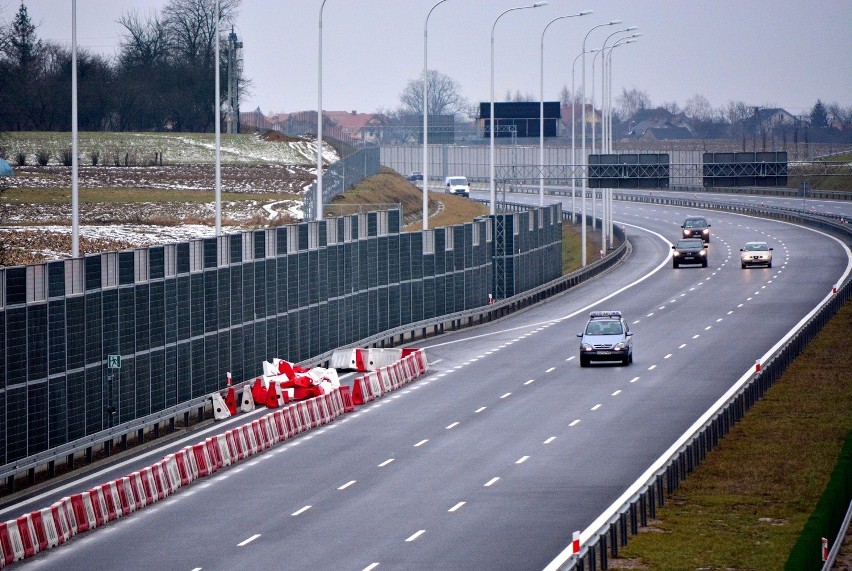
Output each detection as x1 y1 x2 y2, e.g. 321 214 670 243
577 310 633 367
740 241 773 268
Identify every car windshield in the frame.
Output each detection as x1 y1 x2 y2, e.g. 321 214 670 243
448 178 466 185
677 239 703 249
684 219 707 228
585 320 623 335
745 243 768 251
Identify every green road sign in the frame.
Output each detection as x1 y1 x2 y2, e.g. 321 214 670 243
107 354 122 369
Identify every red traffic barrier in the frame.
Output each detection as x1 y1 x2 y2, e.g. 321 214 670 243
0 520 23 566
755 359 761 372
572 530 581 554
117 476 138 515
69 493 97 533
14 515 38 560
339 385 356 412
225 385 238 415
251 378 267 405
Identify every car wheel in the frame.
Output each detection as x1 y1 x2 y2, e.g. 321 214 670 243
673 261 679 269
580 356 589 367
742 262 747 269
768 261 772 268
629 353 633 364
622 355 630 366
702 259 708 268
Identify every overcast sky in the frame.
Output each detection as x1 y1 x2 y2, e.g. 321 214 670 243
6 0 851 118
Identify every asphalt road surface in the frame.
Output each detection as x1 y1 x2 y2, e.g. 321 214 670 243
10 194 850 571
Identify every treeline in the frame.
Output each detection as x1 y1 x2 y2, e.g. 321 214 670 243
0 0 242 133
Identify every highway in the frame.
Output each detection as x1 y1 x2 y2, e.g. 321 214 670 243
11 194 850 570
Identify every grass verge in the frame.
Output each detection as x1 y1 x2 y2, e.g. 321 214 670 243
613 302 852 570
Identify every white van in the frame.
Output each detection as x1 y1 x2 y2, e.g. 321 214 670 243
445 176 470 198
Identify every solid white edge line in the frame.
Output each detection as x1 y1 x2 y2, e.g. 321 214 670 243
543 220 852 571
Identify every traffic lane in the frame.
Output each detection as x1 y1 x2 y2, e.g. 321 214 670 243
617 188 852 220
20 212 844 568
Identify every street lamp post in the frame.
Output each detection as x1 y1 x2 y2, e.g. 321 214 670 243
316 0 329 221
599 27 636 153
571 48 596 225
215 0 222 235
490 2 548 216
539 11 591 207
581 20 621 266
606 36 638 152
71 0 79 257
423 0 450 230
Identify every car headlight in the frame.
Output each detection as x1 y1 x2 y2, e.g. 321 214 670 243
673 251 681 256
614 342 626 350
702 229 709 234
700 249 706 256
581 343 593 351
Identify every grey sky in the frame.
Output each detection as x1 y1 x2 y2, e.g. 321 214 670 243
7 0 851 118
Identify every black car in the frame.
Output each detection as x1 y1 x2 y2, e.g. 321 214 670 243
681 216 711 242
406 171 423 182
672 238 708 268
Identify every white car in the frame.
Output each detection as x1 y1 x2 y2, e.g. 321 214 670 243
445 176 470 198
740 241 773 268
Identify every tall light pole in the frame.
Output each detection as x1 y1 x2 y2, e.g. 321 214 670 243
423 0 449 230
316 0 329 221
571 47 596 225
581 20 621 266
215 0 222 236
539 10 591 207
593 27 635 155
606 36 638 152
490 2 548 216
71 0 79 257
603 32 639 151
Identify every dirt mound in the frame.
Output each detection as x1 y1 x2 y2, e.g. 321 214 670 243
260 130 302 143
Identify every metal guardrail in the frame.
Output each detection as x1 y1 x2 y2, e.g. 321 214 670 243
542 192 852 571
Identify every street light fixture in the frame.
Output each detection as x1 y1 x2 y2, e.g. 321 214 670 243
581 20 621 266
422 0 450 230
490 1 549 216
539 10 591 207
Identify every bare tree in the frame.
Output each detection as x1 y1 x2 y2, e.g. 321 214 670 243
661 100 681 114
118 11 170 67
827 102 852 131
615 87 650 120
162 0 240 65
398 69 467 118
684 94 714 122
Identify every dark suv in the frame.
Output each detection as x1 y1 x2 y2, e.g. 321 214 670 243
672 238 708 268
577 311 633 367
681 216 711 242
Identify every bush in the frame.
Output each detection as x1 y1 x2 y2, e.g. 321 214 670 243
35 149 51 166
59 148 74 167
15 151 27 166
90 150 100 166
0 146 7 160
